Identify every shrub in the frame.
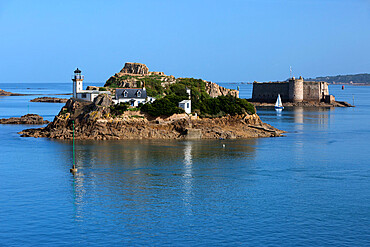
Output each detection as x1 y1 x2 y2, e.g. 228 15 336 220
136 81 142 88
139 77 164 97
99 87 107 91
110 102 129 116
130 115 144 119
141 96 185 117
128 108 140 111
198 95 255 117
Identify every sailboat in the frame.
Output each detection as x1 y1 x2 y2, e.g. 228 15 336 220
275 94 284 110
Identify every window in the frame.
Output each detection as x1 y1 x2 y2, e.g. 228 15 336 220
137 91 141 97
187 103 189 108
124 91 128 97
82 93 87 98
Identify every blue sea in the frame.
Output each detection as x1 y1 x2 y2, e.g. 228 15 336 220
0 82 369 246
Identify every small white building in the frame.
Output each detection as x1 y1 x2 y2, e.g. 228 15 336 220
179 100 191 114
72 68 111 101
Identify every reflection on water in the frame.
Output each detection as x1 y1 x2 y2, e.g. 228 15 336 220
258 106 333 132
182 141 193 214
61 139 259 224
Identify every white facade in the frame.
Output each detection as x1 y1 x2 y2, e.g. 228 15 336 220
73 80 83 97
117 98 146 107
179 100 191 114
76 91 107 102
114 88 155 106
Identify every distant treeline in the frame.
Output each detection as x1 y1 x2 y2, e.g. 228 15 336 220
306 73 370 84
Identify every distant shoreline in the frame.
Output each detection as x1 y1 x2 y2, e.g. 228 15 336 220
329 83 370 86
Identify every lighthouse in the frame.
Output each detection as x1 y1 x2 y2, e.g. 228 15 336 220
72 68 84 98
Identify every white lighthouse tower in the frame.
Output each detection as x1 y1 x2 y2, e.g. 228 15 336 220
72 68 84 98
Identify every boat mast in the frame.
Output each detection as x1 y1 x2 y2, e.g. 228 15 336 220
73 120 75 166
70 120 77 173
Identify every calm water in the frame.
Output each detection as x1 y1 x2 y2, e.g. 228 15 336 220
0 83 369 246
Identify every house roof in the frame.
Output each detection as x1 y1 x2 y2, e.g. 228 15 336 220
179 100 191 104
115 88 147 99
78 90 111 94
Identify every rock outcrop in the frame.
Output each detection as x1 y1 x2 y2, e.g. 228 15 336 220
30 97 68 103
19 98 283 140
105 62 239 98
205 81 239 98
1 114 49 124
93 94 112 107
86 86 100 91
120 62 149 75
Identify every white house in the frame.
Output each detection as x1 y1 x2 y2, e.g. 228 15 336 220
72 68 111 101
179 100 191 114
114 88 153 107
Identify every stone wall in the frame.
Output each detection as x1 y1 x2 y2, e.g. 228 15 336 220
252 82 289 102
303 81 329 101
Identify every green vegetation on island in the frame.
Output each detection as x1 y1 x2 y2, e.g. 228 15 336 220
140 78 255 117
104 64 255 118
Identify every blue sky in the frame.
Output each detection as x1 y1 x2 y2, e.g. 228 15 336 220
0 0 369 83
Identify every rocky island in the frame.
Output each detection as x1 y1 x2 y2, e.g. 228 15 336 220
30 97 68 103
0 114 49 125
19 63 284 140
0 89 25 96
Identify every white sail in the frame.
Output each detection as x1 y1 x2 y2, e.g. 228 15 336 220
275 94 283 109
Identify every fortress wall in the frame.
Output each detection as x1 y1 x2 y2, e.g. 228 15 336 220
303 81 330 101
252 83 289 102
252 80 331 103
303 81 321 101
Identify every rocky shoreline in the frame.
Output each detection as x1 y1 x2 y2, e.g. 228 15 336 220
19 96 284 140
30 97 68 103
0 114 49 125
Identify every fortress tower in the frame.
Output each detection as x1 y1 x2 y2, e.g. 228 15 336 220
72 68 84 98
288 76 304 102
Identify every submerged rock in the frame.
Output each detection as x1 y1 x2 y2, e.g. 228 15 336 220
0 114 49 124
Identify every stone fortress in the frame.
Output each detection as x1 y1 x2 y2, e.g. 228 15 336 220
251 76 335 103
